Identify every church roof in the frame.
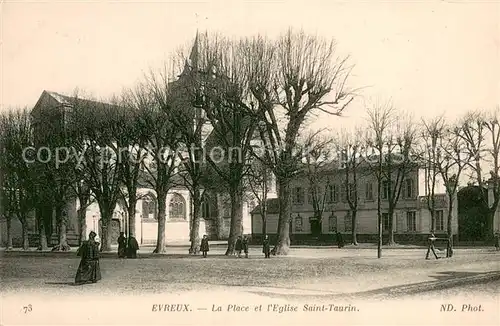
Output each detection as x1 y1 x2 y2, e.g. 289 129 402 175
250 198 280 215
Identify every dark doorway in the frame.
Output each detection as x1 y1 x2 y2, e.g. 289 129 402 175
309 217 321 236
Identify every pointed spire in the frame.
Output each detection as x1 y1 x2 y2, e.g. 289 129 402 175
189 30 199 71
181 31 199 76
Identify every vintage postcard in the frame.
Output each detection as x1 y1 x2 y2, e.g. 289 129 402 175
1 0 499 325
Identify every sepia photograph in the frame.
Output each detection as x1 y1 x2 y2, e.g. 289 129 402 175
1 1 499 325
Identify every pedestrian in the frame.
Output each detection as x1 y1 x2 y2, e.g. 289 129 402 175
117 232 127 258
75 231 102 285
201 235 209 258
336 232 345 248
127 236 139 258
262 235 271 258
242 235 249 258
426 232 440 260
235 236 243 258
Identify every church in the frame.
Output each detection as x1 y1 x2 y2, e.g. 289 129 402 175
0 33 278 248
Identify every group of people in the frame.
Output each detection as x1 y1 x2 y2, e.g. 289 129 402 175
74 231 140 285
117 232 140 259
74 233 276 285
200 234 271 258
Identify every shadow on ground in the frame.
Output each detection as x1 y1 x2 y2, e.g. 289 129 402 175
246 271 500 301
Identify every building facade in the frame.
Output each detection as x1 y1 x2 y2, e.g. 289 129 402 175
251 164 460 245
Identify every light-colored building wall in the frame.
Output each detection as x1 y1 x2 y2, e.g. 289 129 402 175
252 167 458 237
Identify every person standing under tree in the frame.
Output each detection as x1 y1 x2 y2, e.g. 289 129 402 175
127 236 139 258
262 235 271 258
75 231 102 285
117 232 127 258
235 236 243 258
336 232 345 248
242 235 249 258
201 235 209 258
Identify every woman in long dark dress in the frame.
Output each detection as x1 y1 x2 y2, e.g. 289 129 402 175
75 231 102 285
117 232 127 258
127 236 139 258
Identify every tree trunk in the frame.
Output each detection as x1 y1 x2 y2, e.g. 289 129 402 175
38 217 48 251
21 219 29 250
351 210 358 245
377 179 382 258
225 189 243 255
52 205 70 251
128 197 137 238
387 209 396 246
273 178 291 255
485 210 495 243
77 207 87 246
189 187 202 254
430 211 435 233
154 192 167 254
261 207 267 236
447 210 454 258
6 216 13 249
99 210 113 252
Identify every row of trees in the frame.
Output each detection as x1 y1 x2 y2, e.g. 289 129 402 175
1 29 498 257
301 104 500 257
0 29 354 255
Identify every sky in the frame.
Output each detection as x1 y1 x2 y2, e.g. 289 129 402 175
1 0 499 131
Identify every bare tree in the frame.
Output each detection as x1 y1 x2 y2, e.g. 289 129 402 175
68 95 123 252
246 158 272 236
149 46 209 254
459 108 500 240
245 29 354 255
116 89 150 241
0 108 36 250
365 101 396 258
301 130 333 233
135 80 180 254
336 127 365 245
185 33 259 255
437 123 472 256
420 116 446 233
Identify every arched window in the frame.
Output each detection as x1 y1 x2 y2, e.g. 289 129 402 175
142 193 157 220
202 195 210 219
169 193 186 219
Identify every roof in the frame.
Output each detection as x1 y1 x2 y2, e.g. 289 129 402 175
250 198 280 215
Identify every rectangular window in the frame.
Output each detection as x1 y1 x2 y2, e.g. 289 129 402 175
382 181 390 200
333 184 339 202
344 212 352 232
295 216 303 232
435 210 444 231
406 211 416 232
348 183 356 202
382 213 390 231
292 187 304 204
308 187 320 204
340 184 347 202
405 179 414 198
327 185 334 203
365 183 373 201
